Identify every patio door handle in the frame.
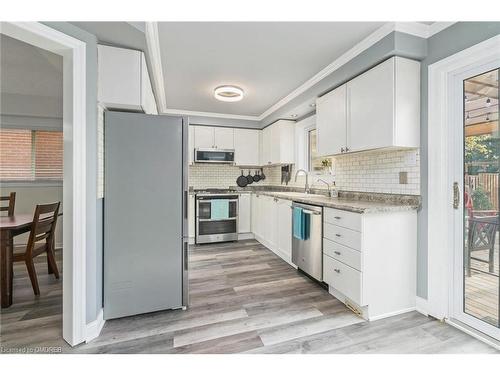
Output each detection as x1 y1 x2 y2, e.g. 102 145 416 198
453 182 460 209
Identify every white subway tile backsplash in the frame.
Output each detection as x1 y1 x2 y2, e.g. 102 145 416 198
189 148 420 195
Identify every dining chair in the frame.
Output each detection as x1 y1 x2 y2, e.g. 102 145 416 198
0 192 16 216
466 215 498 277
13 202 61 295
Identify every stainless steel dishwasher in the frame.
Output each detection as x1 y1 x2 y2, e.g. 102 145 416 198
291 202 323 281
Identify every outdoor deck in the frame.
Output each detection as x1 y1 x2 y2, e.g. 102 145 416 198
465 242 499 327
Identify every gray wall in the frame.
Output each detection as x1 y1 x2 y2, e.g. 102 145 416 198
42 22 101 324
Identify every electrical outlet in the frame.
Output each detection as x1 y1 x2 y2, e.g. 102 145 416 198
399 171 408 184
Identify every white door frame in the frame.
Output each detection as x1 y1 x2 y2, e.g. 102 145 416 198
1 22 87 346
427 35 500 342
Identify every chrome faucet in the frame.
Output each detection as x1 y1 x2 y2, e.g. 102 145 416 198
317 178 331 196
294 169 310 194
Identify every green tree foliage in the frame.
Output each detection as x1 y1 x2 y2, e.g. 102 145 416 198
471 187 493 210
465 135 500 174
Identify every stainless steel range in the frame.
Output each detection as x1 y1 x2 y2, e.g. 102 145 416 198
195 189 239 244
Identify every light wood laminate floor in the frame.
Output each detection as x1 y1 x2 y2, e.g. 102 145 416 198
0 240 497 353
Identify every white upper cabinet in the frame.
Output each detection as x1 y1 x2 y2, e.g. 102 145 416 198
213 127 234 149
261 120 295 165
97 45 157 114
193 126 234 149
315 56 420 155
316 84 347 156
234 128 260 166
193 126 215 148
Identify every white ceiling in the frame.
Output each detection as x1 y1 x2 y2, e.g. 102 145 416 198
157 22 385 117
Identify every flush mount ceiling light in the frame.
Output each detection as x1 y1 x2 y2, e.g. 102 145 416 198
214 85 244 102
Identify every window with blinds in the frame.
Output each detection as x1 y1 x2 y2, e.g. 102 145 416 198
0 129 63 181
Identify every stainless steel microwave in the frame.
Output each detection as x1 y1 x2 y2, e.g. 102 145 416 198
194 148 235 164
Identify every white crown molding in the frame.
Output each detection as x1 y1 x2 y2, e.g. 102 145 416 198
162 108 260 121
428 22 457 37
146 21 455 123
144 22 168 113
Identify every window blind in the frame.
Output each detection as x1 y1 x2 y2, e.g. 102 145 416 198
0 129 63 181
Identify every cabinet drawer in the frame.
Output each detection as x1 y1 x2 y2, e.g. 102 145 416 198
324 208 362 231
324 223 362 251
323 255 363 306
323 238 361 271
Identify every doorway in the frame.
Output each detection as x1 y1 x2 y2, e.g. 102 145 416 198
1 22 88 346
452 67 500 340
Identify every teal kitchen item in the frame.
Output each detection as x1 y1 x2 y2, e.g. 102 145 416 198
211 199 229 220
293 206 304 240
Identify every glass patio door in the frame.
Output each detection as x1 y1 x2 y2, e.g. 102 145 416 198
453 66 500 341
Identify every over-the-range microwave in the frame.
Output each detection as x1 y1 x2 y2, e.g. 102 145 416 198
194 148 235 164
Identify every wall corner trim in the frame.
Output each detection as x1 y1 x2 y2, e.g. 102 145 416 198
415 296 429 316
86 308 105 343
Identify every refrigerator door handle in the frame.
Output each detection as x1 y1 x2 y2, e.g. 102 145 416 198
184 191 188 219
183 241 189 271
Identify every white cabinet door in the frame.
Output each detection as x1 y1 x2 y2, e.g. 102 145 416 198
193 126 215 148
348 58 394 152
251 194 261 238
234 128 260 166
278 121 296 164
316 85 347 156
188 126 195 165
270 123 280 164
262 126 272 165
140 53 158 115
277 199 292 262
188 195 195 239
98 45 142 111
214 127 234 149
238 193 251 233
260 195 273 247
263 196 279 252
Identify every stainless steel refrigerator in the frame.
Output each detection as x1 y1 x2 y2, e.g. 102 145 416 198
103 111 188 320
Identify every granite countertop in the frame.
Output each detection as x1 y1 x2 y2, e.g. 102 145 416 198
189 186 420 213
252 191 419 213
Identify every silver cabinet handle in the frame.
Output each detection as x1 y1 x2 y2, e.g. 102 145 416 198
334 216 341 220
335 233 341 237
334 251 341 255
334 268 341 273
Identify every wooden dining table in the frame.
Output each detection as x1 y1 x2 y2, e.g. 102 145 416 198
0 214 34 308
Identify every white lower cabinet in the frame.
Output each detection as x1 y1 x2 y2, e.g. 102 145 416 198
251 194 294 266
277 198 292 263
238 193 251 234
322 207 417 321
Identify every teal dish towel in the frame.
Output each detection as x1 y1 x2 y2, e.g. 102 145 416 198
211 199 229 220
302 211 310 240
293 207 304 240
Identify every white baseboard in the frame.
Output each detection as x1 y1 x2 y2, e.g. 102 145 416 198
415 296 429 317
86 308 105 343
368 307 416 322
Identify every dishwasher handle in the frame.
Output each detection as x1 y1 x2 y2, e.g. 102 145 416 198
302 209 321 216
